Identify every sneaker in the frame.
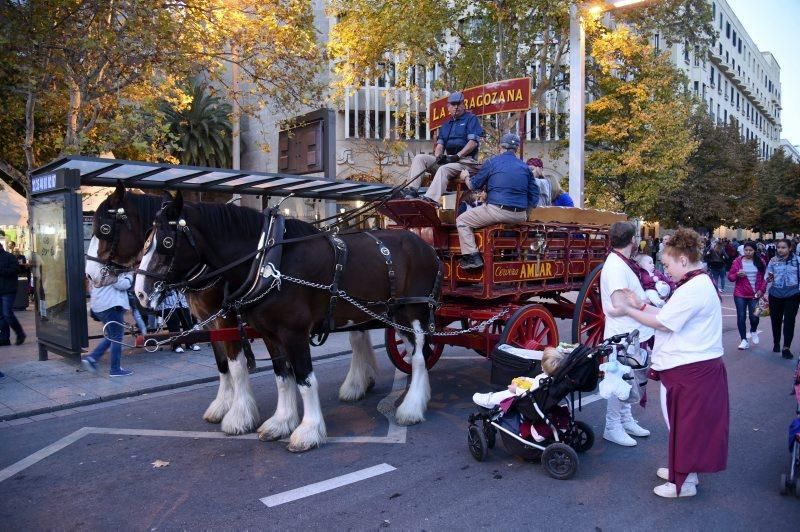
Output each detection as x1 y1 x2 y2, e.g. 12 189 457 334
109 368 133 377
603 426 637 447
774 344 781 353
14 333 25 346
623 420 650 437
0 371 5 379
783 349 794 360
750 331 759 345
653 481 697 498
190 345 201 351
0 340 10 347
737 339 749 350
82 357 98 373
472 392 496 409
173 346 185 353
657 468 699 485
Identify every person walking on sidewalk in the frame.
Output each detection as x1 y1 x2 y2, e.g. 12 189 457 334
727 241 767 350
0 242 25 346
82 271 134 377
599 221 653 447
704 242 727 292
765 238 800 359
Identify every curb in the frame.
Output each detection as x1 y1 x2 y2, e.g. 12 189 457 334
0 343 386 423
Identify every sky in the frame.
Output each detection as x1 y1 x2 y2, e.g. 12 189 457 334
726 0 800 146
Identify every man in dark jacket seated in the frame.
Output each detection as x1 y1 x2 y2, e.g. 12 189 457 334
456 133 539 270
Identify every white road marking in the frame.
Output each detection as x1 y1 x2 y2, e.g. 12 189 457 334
259 463 396 508
0 370 412 484
0 427 93 483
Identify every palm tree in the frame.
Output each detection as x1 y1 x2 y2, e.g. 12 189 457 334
161 80 233 168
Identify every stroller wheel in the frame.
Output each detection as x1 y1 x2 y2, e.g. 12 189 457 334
542 443 579 480
780 473 789 495
568 421 595 453
483 420 496 449
468 424 489 462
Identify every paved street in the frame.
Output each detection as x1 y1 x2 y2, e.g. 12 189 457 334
1 292 799 529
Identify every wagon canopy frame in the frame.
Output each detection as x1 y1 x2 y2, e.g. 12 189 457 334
33 156 396 201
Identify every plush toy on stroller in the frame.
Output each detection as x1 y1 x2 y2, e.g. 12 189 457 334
467 332 639 480
780 358 800 497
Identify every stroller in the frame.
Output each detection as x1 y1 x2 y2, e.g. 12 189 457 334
780 358 800 497
467 332 640 480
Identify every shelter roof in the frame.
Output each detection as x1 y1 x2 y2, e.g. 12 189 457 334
32 156 395 201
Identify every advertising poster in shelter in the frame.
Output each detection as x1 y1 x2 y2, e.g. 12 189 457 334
30 195 71 342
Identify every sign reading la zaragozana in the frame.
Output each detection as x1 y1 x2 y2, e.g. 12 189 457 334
427 77 532 131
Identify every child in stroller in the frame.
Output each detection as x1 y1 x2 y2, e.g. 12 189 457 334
467 332 638 480
780 358 800 497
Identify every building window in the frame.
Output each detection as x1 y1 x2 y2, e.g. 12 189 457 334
710 66 715 86
732 30 736 44
693 81 699 94
726 22 730 38
653 33 660 52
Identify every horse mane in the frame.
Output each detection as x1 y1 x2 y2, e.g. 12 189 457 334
186 202 321 242
284 218 321 239
125 192 164 234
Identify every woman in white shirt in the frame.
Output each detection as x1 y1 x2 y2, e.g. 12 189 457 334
617 229 729 499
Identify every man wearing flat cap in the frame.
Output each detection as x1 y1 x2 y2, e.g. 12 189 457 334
403 91 484 203
456 133 539 270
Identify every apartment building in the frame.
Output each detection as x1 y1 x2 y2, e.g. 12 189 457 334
659 0 782 160
780 139 800 163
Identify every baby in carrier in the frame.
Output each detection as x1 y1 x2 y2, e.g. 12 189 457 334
473 347 564 408
635 253 674 307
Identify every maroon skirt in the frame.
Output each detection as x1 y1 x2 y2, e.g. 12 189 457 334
660 357 729 494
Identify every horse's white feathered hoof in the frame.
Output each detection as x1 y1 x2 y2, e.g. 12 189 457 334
203 397 232 424
394 402 426 426
286 421 327 452
338 377 375 402
220 397 260 435
257 415 299 441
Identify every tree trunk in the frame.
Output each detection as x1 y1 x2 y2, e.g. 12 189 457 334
23 90 37 173
64 77 81 152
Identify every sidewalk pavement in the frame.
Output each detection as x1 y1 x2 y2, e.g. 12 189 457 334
0 307 384 424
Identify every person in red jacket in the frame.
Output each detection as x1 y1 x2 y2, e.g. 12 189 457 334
727 241 767 350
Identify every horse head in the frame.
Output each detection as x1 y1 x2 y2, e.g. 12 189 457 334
135 190 208 310
90 182 171 267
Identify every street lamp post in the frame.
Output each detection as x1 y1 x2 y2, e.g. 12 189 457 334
567 0 651 209
568 4 586 208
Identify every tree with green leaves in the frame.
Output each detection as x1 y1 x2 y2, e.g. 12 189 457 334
745 149 800 233
658 110 760 231
161 80 233 168
0 0 322 190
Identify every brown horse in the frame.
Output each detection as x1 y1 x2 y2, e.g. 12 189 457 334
87 185 383 438
134 191 441 451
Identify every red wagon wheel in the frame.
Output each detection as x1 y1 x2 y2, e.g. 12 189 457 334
571 263 604 346
385 327 445 374
497 304 559 350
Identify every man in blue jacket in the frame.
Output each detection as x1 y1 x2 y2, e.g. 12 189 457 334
456 133 539 270
403 91 484 201
0 243 25 346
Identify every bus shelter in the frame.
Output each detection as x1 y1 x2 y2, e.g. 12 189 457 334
28 156 396 360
